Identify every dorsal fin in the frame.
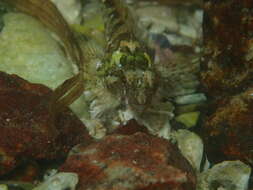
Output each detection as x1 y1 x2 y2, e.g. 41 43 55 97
102 0 138 53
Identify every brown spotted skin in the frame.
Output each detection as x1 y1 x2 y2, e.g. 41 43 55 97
201 0 253 166
0 71 92 176
61 133 196 190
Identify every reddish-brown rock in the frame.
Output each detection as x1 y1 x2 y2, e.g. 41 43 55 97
3 162 40 182
0 71 92 176
201 0 253 166
201 0 253 97
61 132 196 190
111 119 149 136
202 88 253 165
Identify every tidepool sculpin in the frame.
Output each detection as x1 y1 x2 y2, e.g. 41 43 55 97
0 0 200 139
78 0 195 138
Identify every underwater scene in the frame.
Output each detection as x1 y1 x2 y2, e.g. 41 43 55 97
0 0 252 189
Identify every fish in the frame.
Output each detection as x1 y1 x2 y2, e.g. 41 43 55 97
0 0 200 139
100 0 156 107
76 0 170 138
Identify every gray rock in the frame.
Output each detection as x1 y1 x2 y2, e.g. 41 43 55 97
175 93 207 105
136 3 202 47
51 0 82 24
197 161 251 190
0 13 74 89
0 185 8 190
33 172 78 190
172 129 205 172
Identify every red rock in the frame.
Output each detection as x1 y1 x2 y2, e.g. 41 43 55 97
0 71 92 176
111 119 149 135
202 88 253 165
4 162 40 182
201 0 253 166
201 0 253 97
61 132 196 190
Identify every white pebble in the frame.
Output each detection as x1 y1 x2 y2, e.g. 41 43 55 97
175 93 207 105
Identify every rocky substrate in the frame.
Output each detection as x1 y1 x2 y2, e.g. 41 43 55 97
61 132 196 190
0 0 252 190
0 71 197 189
0 71 92 176
201 0 253 166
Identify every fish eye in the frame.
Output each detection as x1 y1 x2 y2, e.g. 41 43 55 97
134 53 149 70
119 53 150 71
120 55 135 70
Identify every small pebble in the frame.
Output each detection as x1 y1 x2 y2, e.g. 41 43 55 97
175 103 203 114
0 185 8 190
175 111 200 128
172 129 204 172
33 172 78 190
175 93 207 105
51 0 81 24
197 160 251 190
